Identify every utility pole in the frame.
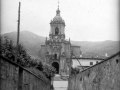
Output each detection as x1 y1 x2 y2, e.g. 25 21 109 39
15 2 21 63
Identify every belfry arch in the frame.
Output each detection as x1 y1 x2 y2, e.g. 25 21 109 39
55 27 59 35
52 62 59 74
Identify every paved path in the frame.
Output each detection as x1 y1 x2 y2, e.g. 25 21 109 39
53 74 68 90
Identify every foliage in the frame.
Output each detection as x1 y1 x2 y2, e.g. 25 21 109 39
16 44 31 67
28 59 38 67
42 64 56 79
71 67 79 75
0 36 16 60
0 36 56 79
36 62 56 80
36 61 43 71
0 36 32 67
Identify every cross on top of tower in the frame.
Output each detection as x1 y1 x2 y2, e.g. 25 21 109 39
56 0 60 15
58 0 59 8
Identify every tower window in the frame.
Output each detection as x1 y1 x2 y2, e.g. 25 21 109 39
55 27 59 35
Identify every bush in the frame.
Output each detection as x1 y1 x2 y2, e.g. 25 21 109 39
0 36 33 67
0 36 16 60
36 61 43 71
71 67 79 75
42 64 56 80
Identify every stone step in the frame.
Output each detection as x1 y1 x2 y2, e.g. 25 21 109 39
53 74 62 81
53 81 68 88
53 74 69 81
53 74 68 90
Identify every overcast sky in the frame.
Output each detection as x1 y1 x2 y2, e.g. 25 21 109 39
1 0 119 41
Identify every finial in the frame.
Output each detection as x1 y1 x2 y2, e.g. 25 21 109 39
56 0 60 15
58 0 59 8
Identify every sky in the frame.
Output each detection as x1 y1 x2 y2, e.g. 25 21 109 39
1 0 119 41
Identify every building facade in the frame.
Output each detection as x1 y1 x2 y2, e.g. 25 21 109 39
72 58 104 71
39 7 81 77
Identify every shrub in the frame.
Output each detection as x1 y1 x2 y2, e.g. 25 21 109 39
42 64 56 80
0 36 56 79
71 67 79 75
0 36 32 67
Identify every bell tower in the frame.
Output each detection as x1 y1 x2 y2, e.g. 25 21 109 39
49 6 65 41
47 6 71 77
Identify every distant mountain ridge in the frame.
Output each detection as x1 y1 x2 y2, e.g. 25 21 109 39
1 30 120 58
71 40 120 58
1 31 45 58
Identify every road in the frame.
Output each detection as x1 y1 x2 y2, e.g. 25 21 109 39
53 74 68 90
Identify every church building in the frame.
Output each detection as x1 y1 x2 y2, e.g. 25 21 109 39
39 6 81 78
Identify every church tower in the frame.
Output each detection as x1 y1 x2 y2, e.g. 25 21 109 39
49 6 65 40
48 6 71 77
40 4 81 79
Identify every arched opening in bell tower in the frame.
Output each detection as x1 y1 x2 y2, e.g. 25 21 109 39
55 27 59 35
52 62 59 74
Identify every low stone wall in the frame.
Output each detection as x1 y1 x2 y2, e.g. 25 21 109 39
68 52 120 90
0 55 51 90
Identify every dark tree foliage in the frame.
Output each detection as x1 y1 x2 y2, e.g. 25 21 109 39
28 59 38 67
36 62 56 80
36 61 43 71
0 36 16 61
71 67 79 75
0 36 31 67
16 44 32 67
42 64 56 80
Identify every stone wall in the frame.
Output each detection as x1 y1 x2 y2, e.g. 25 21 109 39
0 55 51 90
68 52 120 90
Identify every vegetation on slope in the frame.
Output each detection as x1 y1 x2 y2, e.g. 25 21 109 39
0 36 56 80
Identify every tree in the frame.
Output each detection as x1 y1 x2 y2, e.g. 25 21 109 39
16 44 31 67
0 36 31 67
36 61 43 71
42 64 56 80
71 67 79 75
0 36 15 60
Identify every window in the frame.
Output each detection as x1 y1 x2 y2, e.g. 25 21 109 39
96 61 99 64
55 27 59 35
90 62 93 65
54 54 57 59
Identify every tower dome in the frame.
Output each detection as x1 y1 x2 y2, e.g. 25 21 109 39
53 15 63 22
51 7 65 25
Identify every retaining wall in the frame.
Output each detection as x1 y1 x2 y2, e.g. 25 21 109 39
68 52 120 90
0 55 51 90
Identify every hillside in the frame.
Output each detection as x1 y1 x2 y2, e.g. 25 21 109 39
71 40 120 58
1 31 45 58
1 30 120 58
